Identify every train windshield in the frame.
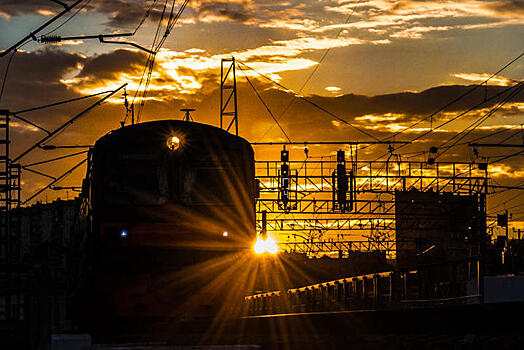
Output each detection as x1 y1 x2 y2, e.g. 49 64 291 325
101 151 243 207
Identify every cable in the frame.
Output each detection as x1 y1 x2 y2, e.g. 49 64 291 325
133 0 159 35
489 191 524 211
489 201 524 214
260 0 364 141
489 150 524 165
434 82 524 159
131 0 191 123
237 60 380 141
375 79 524 163
23 157 87 204
498 125 524 145
128 0 169 124
382 51 524 142
237 63 291 142
41 0 91 37
0 49 16 103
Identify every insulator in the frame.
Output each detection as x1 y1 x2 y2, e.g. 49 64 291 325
40 35 62 43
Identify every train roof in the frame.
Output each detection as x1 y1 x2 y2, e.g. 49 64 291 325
94 119 252 150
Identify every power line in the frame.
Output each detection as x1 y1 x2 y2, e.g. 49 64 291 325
259 0 364 141
41 0 92 38
434 82 524 159
237 60 381 142
237 63 291 142
23 157 87 204
130 0 191 124
0 0 86 57
0 50 16 103
489 150 524 165
133 0 159 35
489 191 524 211
382 51 524 142
13 90 114 114
12 83 127 163
379 79 524 163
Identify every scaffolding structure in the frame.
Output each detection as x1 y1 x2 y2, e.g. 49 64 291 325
0 110 21 264
255 146 488 258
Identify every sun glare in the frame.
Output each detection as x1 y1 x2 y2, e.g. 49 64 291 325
254 235 279 255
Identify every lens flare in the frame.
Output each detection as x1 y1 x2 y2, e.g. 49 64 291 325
254 235 279 255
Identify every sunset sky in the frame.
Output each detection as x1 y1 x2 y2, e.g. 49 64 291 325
0 0 523 231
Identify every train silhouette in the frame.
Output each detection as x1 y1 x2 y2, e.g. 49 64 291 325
70 120 257 340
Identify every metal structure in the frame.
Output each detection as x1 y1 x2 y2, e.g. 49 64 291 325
220 58 238 135
255 145 489 258
246 258 482 316
0 110 21 264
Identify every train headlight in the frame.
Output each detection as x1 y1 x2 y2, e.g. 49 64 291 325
166 136 181 151
254 235 279 255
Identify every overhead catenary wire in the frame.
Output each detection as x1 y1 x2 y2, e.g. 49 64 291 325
13 90 114 114
259 0 364 141
133 0 159 35
41 0 92 38
489 191 524 211
433 82 524 160
373 79 524 163
237 63 291 143
23 150 88 168
0 49 16 103
237 60 381 142
0 0 86 57
489 149 524 165
12 83 127 163
131 0 191 124
23 157 87 204
382 51 524 142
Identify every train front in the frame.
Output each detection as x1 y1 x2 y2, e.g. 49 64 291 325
76 120 257 338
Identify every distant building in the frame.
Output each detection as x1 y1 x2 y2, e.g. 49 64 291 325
395 189 480 267
0 198 79 349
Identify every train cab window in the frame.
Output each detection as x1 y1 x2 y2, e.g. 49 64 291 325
103 152 168 206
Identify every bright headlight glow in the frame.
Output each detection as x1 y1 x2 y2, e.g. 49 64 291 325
166 136 181 151
254 235 279 255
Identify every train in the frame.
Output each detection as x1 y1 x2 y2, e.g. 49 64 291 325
70 120 257 339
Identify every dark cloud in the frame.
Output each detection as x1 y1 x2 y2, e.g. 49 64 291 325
0 0 54 16
308 85 524 123
77 49 146 81
0 0 170 29
484 0 524 17
197 1 252 22
0 48 83 108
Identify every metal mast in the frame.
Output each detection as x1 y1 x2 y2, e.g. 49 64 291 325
220 57 238 135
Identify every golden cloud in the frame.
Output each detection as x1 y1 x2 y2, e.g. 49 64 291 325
452 73 516 86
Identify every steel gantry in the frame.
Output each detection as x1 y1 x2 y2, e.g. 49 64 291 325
254 143 489 258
